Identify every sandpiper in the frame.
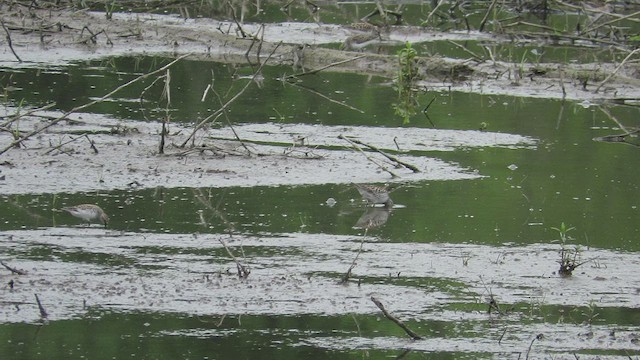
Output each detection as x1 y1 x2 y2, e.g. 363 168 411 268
343 32 382 51
61 204 109 227
347 22 380 33
353 183 393 207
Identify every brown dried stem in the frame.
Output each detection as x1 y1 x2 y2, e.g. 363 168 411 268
0 53 191 156
179 42 281 148
1 18 21 62
594 48 640 93
338 135 397 178
339 135 419 173
34 293 48 319
0 260 27 275
218 238 250 279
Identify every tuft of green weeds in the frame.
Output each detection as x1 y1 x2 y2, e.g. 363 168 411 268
392 42 419 124
551 222 583 276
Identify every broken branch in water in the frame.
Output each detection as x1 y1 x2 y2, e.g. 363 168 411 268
370 296 423 340
1 18 21 62
286 82 364 113
339 134 397 177
0 260 27 275
34 293 48 319
219 238 250 279
0 53 192 156
594 48 639 93
285 54 367 79
339 233 366 284
338 134 419 173
180 42 282 148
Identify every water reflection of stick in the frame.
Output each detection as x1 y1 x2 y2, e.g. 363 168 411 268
370 296 423 340
0 53 192 156
339 233 366 284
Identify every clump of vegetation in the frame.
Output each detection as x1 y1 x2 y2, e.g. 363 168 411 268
392 42 419 124
552 222 587 276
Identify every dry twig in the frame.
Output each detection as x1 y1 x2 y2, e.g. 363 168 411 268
180 42 282 148
0 260 26 275
34 293 48 319
219 238 250 279
339 135 419 173
0 53 192 156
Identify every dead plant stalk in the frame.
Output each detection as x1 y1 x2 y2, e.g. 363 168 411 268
0 53 192 156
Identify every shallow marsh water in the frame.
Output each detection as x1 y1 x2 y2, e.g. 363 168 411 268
1 6 640 360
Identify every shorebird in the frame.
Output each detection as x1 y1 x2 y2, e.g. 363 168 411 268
347 22 380 33
342 32 383 51
61 204 109 227
353 183 393 207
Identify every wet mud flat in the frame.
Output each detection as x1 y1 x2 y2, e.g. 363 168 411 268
0 107 536 194
0 7 638 102
2 228 640 357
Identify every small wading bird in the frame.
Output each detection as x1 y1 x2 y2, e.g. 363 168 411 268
61 204 109 227
353 183 393 207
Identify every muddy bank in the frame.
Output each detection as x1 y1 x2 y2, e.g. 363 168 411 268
0 8 638 102
2 227 639 355
0 107 537 195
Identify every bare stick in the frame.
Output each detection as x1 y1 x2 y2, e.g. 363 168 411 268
1 18 22 62
1 102 57 128
559 68 566 100
525 333 544 360
339 134 419 173
0 53 192 156
85 134 98 154
594 48 639 93
0 260 27 275
34 293 48 319
44 134 84 155
478 0 499 32
338 135 397 178
218 238 250 279
208 81 254 155
340 232 366 284
370 296 423 340
159 69 171 154
582 10 640 35
180 42 281 148
423 0 445 26
447 40 484 62
286 55 367 79
287 82 364 113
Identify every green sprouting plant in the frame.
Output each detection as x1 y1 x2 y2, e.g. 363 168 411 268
551 222 585 276
581 300 600 325
105 1 117 20
393 42 419 124
551 222 575 246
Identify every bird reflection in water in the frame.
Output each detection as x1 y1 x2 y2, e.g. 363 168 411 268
353 207 391 230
